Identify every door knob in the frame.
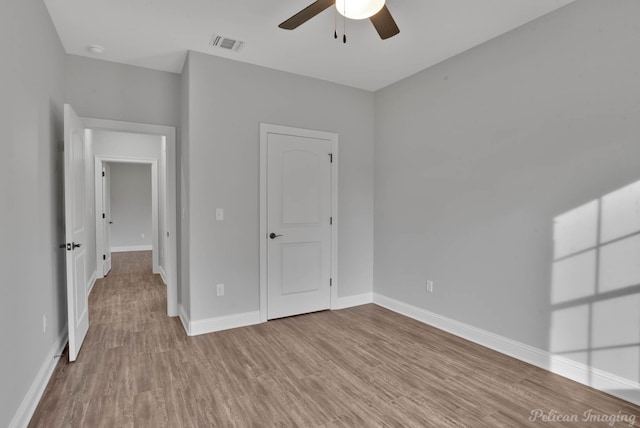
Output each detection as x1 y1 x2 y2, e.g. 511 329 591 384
269 233 283 239
72 242 82 249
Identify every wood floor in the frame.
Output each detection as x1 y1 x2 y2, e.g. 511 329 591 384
29 252 638 427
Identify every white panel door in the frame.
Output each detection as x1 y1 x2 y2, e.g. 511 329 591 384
64 104 89 362
267 133 332 319
102 163 112 276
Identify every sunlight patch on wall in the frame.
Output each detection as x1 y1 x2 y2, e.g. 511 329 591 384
600 180 640 242
550 179 640 386
599 235 640 293
550 305 589 353
551 250 596 304
553 200 598 259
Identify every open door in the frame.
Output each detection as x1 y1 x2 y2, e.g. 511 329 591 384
102 163 112 276
63 104 89 362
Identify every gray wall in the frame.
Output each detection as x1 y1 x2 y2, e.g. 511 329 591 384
0 0 66 425
109 163 152 249
179 56 191 313
92 130 164 159
65 55 181 127
374 0 640 385
183 52 375 321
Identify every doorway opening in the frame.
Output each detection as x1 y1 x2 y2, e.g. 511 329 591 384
84 118 178 317
97 160 157 277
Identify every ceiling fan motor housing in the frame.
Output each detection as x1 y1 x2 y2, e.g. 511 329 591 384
335 0 386 20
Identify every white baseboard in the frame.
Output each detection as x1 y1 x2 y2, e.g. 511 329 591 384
189 311 261 336
180 292 373 336
334 292 373 310
179 304 190 335
158 266 167 285
178 305 261 336
372 293 640 406
87 270 97 295
110 245 152 253
9 326 68 428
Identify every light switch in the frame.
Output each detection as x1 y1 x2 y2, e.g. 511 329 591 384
216 208 224 221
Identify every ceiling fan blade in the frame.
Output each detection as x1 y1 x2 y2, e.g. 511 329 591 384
369 5 399 39
279 0 336 30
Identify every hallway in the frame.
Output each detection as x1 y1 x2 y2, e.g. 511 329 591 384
29 251 182 427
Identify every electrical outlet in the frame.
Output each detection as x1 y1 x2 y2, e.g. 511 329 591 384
216 208 224 221
43 314 47 333
426 280 434 293
216 283 224 296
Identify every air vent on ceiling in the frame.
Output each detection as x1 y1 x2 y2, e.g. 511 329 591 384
209 34 244 52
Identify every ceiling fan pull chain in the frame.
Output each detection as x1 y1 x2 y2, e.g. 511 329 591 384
334 3 338 39
343 2 347 44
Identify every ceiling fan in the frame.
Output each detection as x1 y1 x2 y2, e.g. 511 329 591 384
279 0 400 41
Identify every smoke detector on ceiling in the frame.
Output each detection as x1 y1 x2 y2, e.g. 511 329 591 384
87 44 105 54
209 34 244 52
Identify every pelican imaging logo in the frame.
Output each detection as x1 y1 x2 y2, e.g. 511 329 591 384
529 409 636 426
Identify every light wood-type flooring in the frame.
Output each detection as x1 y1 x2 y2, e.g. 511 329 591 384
29 251 638 427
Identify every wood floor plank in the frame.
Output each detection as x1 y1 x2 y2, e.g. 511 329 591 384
133 389 169 428
28 251 639 427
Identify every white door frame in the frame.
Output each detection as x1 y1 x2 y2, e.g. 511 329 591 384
83 117 178 317
95 157 159 271
101 163 112 276
259 123 338 323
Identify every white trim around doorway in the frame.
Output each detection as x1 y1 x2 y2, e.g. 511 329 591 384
95 156 158 273
82 117 178 317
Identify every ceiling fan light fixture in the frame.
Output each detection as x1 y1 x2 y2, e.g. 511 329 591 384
336 0 385 20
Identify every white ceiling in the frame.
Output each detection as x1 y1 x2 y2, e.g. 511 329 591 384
44 0 574 91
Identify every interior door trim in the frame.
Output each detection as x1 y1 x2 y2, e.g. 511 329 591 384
95 156 158 276
259 123 339 323
83 117 178 318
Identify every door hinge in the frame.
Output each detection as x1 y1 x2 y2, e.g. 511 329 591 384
330 278 333 287
103 254 106 260
329 153 333 163
102 171 105 177
102 213 105 219
330 217 333 225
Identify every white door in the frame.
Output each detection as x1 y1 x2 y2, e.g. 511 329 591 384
64 104 89 362
102 163 112 275
266 132 333 319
